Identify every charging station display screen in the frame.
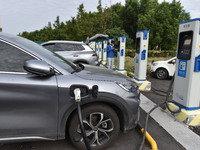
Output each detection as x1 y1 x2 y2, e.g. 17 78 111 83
118 41 120 52
177 31 193 60
136 38 140 53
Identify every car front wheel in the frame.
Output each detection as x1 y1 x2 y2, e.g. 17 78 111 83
155 68 168 80
69 104 120 150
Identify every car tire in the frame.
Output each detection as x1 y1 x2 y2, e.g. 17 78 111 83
155 68 168 80
69 104 120 150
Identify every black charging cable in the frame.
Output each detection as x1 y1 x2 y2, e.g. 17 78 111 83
74 88 91 150
151 87 170 97
138 75 182 150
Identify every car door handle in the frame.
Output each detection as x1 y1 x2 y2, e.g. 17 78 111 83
73 54 79 57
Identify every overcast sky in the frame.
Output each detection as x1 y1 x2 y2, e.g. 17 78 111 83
0 0 199 35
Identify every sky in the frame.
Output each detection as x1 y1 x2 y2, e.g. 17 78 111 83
0 0 199 35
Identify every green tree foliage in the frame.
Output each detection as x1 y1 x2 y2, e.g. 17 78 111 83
137 0 190 50
103 27 133 49
20 0 190 50
121 0 139 40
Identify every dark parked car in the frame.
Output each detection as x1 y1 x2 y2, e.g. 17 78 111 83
0 33 140 150
41 41 99 66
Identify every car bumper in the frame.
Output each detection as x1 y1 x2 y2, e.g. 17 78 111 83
150 64 156 73
121 90 140 132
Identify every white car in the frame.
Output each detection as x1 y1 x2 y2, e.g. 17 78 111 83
151 57 176 79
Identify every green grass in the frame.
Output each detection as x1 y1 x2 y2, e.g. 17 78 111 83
113 56 171 77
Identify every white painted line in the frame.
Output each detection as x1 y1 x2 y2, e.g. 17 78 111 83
140 94 200 150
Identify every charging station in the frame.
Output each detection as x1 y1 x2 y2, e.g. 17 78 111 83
96 42 99 56
109 38 114 45
98 41 102 61
133 30 151 91
102 40 107 65
117 36 127 75
167 18 200 126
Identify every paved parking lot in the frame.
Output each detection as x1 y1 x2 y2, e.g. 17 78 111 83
1 76 199 150
0 108 185 150
143 77 200 136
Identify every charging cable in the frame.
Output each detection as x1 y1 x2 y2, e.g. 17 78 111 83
138 75 181 150
74 88 91 150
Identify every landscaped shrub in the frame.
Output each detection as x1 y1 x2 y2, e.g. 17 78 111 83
125 49 176 58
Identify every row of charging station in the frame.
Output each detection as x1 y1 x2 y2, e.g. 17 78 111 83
93 18 200 115
95 38 127 74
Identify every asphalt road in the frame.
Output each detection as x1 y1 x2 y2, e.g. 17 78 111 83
143 76 200 136
0 108 185 150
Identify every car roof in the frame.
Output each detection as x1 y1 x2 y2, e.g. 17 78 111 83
42 40 86 45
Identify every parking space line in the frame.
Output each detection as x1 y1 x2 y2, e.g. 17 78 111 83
140 94 200 150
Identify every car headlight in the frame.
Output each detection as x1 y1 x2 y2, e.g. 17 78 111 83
152 63 158 66
116 81 138 92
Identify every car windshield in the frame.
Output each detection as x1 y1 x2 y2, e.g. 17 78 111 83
12 36 77 73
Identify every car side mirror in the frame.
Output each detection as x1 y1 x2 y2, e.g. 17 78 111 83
24 59 55 77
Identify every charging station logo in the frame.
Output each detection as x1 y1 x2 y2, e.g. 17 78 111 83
178 60 187 78
179 62 186 70
136 53 139 63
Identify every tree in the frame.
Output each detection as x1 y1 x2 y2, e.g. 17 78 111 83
110 3 124 28
104 27 133 49
121 0 139 40
19 0 190 50
137 0 190 50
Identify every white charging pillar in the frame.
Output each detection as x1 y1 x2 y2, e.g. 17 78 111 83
173 19 200 110
109 39 114 45
98 41 102 61
133 30 151 91
102 40 107 65
117 36 127 75
96 42 99 56
166 19 200 126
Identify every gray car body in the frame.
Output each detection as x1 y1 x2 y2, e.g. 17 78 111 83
41 41 99 66
0 33 140 143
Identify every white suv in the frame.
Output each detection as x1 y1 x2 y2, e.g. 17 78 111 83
151 57 176 79
41 41 99 66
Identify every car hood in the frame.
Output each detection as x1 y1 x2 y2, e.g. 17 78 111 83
75 64 130 82
154 60 165 64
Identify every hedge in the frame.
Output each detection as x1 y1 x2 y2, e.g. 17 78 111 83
125 49 176 58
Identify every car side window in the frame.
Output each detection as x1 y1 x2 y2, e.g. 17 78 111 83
75 44 85 51
0 41 36 73
55 43 76 51
43 43 55 51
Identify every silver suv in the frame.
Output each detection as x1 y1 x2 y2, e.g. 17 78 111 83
0 33 140 150
41 41 99 66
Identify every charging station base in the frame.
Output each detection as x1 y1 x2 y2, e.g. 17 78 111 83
102 61 106 65
132 79 151 91
116 70 127 76
166 103 200 126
